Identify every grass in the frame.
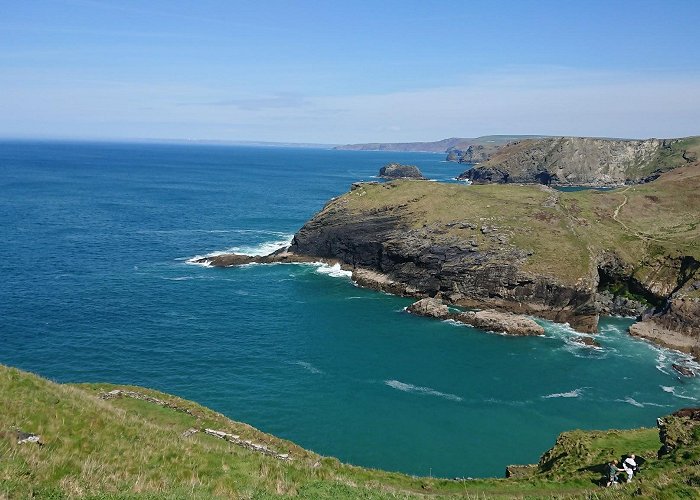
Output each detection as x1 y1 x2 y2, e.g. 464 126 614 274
3 364 700 498
338 164 700 291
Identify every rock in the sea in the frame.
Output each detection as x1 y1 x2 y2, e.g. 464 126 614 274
672 363 696 377
407 297 450 319
571 336 601 348
378 163 425 179
456 310 545 336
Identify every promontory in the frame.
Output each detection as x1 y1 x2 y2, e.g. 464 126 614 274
199 142 700 356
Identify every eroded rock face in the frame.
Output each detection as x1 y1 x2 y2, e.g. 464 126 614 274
288 198 598 332
629 298 700 357
658 408 700 457
378 163 425 179
446 144 492 164
459 137 681 186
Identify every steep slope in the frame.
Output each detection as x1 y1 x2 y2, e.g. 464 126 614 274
285 165 700 341
4 364 700 498
460 136 700 186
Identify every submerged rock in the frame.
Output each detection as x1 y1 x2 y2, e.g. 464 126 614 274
672 364 696 377
571 336 601 348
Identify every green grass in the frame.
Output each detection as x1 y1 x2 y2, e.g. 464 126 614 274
338 164 700 291
3 364 700 498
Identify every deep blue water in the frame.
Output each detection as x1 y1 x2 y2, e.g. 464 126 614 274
1 141 698 478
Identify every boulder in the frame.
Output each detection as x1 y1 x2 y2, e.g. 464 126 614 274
407 297 450 319
455 310 545 336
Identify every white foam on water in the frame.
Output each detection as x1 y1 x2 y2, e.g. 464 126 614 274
184 234 294 266
484 397 533 407
294 361 323 375
314 262 352 279
442 319 467 328
661 385 698 401
543 387 586 399
619 397 644 408
185 257 213 268
384 379 463 402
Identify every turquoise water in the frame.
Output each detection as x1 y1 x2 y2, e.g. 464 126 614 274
1 141 698 478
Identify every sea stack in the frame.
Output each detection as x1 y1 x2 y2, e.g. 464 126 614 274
378 163 425 179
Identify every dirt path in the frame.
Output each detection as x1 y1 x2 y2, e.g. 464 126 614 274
612 186 667 243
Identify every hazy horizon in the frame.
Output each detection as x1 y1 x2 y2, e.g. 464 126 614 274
2 1 699 143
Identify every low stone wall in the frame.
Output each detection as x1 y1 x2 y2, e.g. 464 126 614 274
100 389 292 461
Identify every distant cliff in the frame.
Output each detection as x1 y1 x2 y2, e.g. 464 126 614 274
334 135 543 153
460 136 700 186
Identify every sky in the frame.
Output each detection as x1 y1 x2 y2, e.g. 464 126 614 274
1 0 699 143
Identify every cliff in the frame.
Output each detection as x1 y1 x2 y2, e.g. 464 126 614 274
286 164 700 341
460 136 700 186
334 135 543 153
199 162 699 349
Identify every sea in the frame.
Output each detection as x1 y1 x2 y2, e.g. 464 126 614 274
1 140 698 478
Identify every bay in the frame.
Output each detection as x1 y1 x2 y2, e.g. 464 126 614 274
1 140 697 478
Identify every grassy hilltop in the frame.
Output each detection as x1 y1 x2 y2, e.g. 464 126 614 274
341 163 700 294
3 364 700 498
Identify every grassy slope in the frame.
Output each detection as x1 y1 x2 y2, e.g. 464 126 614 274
344 164 700 288
3 364 700 499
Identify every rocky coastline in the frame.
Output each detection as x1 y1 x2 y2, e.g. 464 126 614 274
198 160 699 358
458 136 699 187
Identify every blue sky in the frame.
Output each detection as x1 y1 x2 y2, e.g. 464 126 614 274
1 0 699 143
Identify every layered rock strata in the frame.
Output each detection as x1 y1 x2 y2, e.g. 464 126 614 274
459 136 698 186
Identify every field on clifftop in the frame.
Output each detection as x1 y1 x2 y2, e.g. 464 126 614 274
342 163 700 289
4 364 700 498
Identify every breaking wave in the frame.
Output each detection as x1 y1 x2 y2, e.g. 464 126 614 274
384 380 463 402
184 233 293 266
616 396 666 408
661 386 698 401
314 262 352 278
543 388 586 399
294 361 323 375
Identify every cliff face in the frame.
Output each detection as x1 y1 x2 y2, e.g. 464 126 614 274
446 144 494 164
286 164 700 341
334 135 544 153
289 182 601 331
460 136 700 186
200 163 699 347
